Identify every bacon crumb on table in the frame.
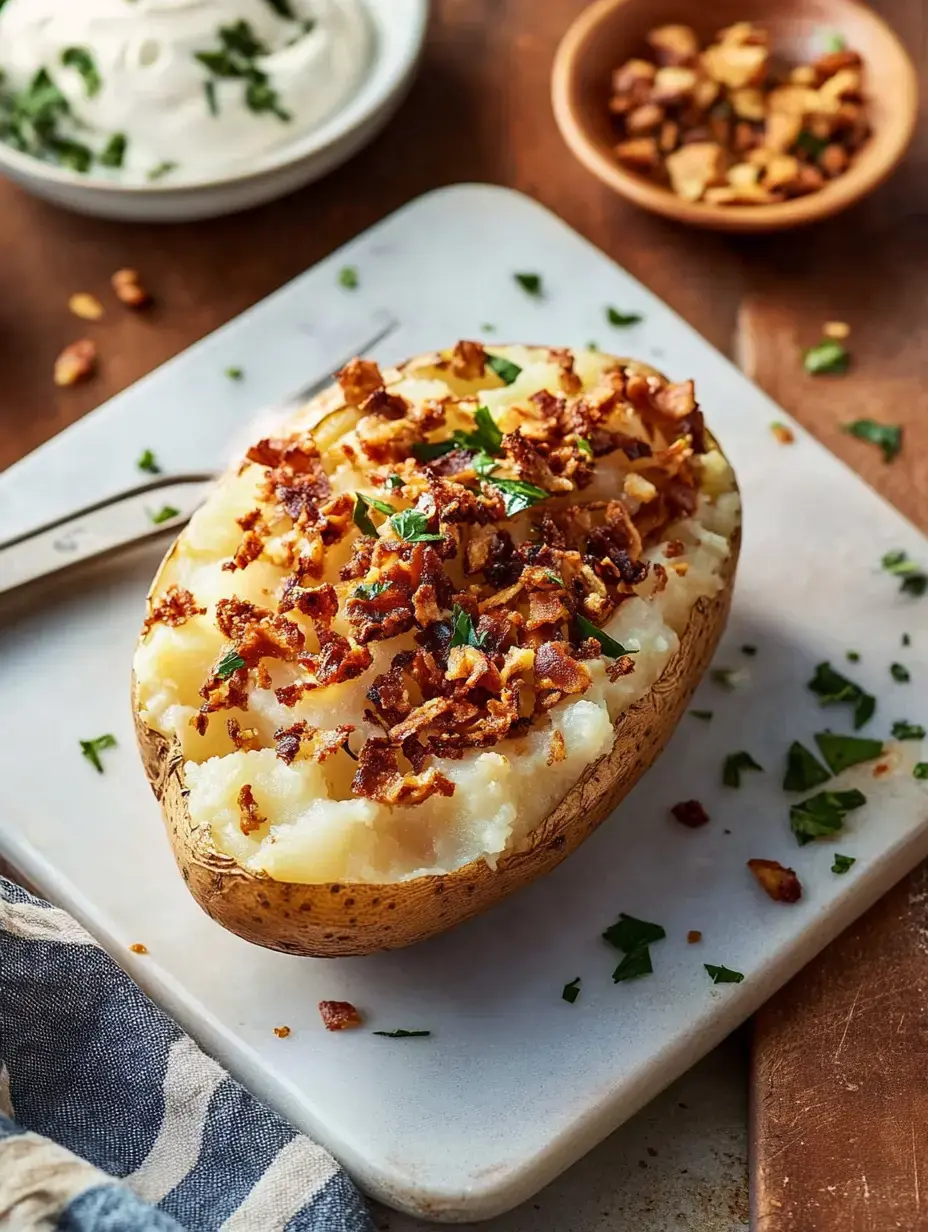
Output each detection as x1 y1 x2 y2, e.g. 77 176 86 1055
671 799 710 828
318 1001 363 1031
273 1025 291 1039
129 943 148 955
687 930 702 944
748 858 802 903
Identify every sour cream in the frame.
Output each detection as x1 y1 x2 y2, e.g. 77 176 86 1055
0 0 371 181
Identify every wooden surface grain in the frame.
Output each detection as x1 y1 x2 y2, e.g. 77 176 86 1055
2 2 927 1227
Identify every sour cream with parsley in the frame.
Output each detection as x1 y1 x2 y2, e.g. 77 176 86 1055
0 0 371 181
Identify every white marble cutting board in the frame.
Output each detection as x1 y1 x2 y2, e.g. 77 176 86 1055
1 185 927 1222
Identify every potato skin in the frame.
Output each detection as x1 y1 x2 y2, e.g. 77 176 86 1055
133 526 738 957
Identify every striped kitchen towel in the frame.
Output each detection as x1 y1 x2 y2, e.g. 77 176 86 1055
0 877 373 1231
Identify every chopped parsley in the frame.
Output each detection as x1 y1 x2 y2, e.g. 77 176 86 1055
562 977 581 1004
0 69 93 172
741 644 758 656
411 439 456 462
543 570 563 585
353 581 390 601
99 133 127 168
790 789 866 846
205 80 219 116
606 307 643 327
807 661 875 729
689 709 713 721
846 650 861 663
796 130 829 158
515 272 543 297
612 948 654 982
225 366 244 381
843 419 902 463
903 633 911 646
814 732 883 775
823 31 847 51
722 751 763 788
216 647 246 678
148 161 178 181
61 47 101 98
890 662 911 683
385 474 404 490
603 913 666 951
881 550 927 597
449 604 487 650
481 323 496 333
195 22 291 123
263 0 298 16
832 853 855 874
136 449 161 475
352 492 396 537
486 354 522 385
150 505 180 524
915 764 928 780
486 475 548 517
575 613 632 658
390 508 443 543
783 741 831 792
453 406 503 456
892 720 925 740
803 339 849 375
79 733 117 774
577 437 593 458
372 1030 431 1038
339 266 359 290
704 964 744 985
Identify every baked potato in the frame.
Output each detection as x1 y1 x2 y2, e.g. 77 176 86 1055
133 343 740 956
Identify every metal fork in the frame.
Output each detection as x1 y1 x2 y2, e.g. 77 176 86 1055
0 315 399 599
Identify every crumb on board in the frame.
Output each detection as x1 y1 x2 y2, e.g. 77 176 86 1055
771 421 795 445
319 1000 363 1031
129 943 148 955
687 930 703 943
273 1025 291 1039
69 293 104 321
54 339 97 387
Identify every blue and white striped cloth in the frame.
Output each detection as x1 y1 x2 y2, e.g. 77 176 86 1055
0 877 373 1231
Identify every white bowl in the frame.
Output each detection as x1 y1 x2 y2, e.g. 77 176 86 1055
0 0 427 223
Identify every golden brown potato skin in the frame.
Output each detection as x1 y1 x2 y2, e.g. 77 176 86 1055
133 526 738 957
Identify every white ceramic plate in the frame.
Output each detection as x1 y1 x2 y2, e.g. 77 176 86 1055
1 186 927 1221
0 0 427 222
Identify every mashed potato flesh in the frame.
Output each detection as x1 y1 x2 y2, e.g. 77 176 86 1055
134 345 739 883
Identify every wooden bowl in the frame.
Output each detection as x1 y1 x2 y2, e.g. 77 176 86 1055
552 0 918 232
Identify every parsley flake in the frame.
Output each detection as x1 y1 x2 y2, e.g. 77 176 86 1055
339 266 359 290
892 720 925 741
807 661 875 729
576 613 631 659
882 550 927 597
205 80 219 116
577 437 593 458
61 47 102 98
606 307 643 327
814 731 883 775
613 948 653 982
690 709 713 721
487 475 549 517
915 764 928 780
790 789 866 846
843 420 902 463
353 581 390 601
195 22 291 123
147 161 178 181
711 667 745 690
453 406 503 456
803 339 849 375
225 366 244 381
352 492 395 537
263 0 298 16
411 440 456 462
796 130 829 158
385 474 404 490
741 644 758 656
890 662 910 683
150 505 180 524
603 913 666 952
783 741 831 792
562 977 581 1004
823 31 847 51
704 964 744 985
903 633 911 646
722 751 763 788
846 650 861 663
216 647 246 678
486 354 522 385
372 1029 431 1038
449 604 487 651
832 853 855 874
515 272 543 297
99 133 127 168
390 508 443 543
80 733 117 774
136 449 161 475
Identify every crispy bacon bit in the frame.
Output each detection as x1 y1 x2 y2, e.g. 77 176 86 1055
747 858 802 903
315 631 373 686
238 784 266 836
653 379 696 420
663 538 686 558
223 530 266 572
771 422 795 445
547 729 567 765
389 697 458 743
273 1025 291 1039
671 799 710 827
54 338 97 387
142 586 206 636
607 654 637 681
687 930 702 944
112 267 151 308
215 598 304 666
527 588 570 631
534 642 592 695
279 581 339 624
352 738 455 806
275 721 309 763
336 358 383 406
314 725 356 761
450 340 488 380
318 1000 363 1031
228 719 262 751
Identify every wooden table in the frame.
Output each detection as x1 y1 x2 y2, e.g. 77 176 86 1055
2 3 927 1227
